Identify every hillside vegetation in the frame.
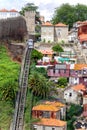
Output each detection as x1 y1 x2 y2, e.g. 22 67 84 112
0 45 20 130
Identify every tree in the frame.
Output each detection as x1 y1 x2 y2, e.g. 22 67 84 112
57 77 67 88
66 104 83 130
52 43 64 54
74 4 87 22
20 3 38 15
51 3 74 29
31 49 43 63
51 3 87 29
29 72 51 98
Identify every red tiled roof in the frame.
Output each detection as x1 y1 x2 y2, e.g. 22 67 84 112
0 8 18 12
55 23 67 27
0 8 8 12
32 104 60 111
39 49 53 55
10 9 18 12
33 118 67 127
79 34 87 43
72 84 86 92
42 21 53 26
74 64 87 70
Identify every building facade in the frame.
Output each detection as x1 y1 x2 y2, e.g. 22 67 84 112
47 63 87 86
33 118 67 130
41 21 68 42
64 84 86 104
32 101 67 130
0 9 20 19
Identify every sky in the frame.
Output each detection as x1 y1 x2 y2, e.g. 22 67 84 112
0 0 87 21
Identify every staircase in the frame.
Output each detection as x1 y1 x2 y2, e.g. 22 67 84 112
73 44 87 64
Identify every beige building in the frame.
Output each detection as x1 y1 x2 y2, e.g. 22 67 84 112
41 21 68 42
41 21 54 42
32 101 67 130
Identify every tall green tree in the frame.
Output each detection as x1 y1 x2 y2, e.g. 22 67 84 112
31 49 43 63
51 3 87 29
29 72 51 98
28 72 53 120
52 3 74 28
74 4 87 22
52 43 64 54
20 3 38 15
58 77 67 88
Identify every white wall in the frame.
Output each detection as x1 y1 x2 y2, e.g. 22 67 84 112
83 97 87 104
69 77 79 85
33 125 66 130
64 88 78 104
0 12 20 19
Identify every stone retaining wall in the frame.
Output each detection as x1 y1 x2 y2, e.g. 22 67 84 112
7 42 25 62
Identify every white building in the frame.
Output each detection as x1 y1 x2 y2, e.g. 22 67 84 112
64 84 85 104
0 9 20 19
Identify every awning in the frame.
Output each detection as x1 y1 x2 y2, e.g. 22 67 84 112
58 57 70 62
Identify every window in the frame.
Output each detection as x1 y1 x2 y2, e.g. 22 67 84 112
75 71 78 74
75 78 77 80
43 126 45 130
64 70 66 73
57 29 61 37
52 127 55 130
65 93 67 95
59 70 60 73
84 78 87 82
33 125 37 130
43 111 50 118
53 69 55 73
83 69 87 74
69 93 72 97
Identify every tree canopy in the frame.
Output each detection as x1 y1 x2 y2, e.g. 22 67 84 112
28 72 51 98
51 3 87 29
52 44 64 53
57 77 67 88
20 3 38 15
31 49 43 63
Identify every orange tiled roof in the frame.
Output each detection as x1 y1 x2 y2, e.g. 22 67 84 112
42 21 53 26
0 8 18 12
55 22 67 27
32 104 60 111
45 101 65 107
79 34 87 43
74 64 87 70
39 49 53 55
33 118 66 127
10 9 18 12
0 8 8 12
72 84 86 91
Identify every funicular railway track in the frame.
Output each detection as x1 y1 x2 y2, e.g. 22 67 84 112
12 39 33 130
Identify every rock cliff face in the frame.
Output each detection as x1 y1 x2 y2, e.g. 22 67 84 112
6 42 25 62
